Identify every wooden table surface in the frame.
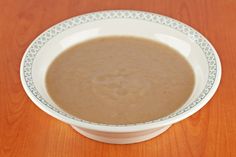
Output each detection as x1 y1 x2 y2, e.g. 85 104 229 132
1 0 236 156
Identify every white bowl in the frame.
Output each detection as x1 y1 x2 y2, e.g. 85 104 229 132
20 10 221 144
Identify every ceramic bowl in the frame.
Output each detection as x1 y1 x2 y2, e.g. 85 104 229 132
20 10 221 144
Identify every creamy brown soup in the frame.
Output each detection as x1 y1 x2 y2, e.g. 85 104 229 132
46 36 195 124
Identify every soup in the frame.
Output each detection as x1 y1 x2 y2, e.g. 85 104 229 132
46 36 195 124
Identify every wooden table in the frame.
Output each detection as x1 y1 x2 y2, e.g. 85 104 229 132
1 0 235 156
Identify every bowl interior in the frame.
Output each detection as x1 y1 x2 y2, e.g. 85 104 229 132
32 19 206 117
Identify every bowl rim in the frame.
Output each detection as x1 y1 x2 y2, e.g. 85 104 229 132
20 10 222 132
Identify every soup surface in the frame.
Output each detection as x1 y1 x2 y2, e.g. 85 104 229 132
46 36 195 124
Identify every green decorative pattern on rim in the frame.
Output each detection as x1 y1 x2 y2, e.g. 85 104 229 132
23 10 217 126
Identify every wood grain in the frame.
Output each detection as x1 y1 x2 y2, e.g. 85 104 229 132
0 0 235 156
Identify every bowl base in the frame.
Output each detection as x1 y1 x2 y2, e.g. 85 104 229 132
71 125 171 144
